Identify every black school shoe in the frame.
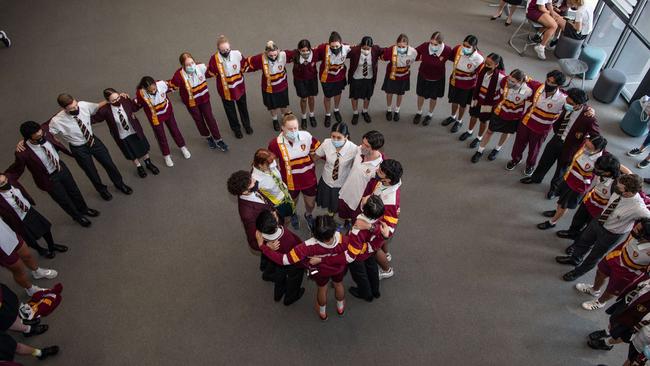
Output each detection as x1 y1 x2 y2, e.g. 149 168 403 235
301 117 307 129
309 115 317 127
487 149 499 161
362 112 371 123
386 111 393 121
587 338 613 351
351 113 359 125
37 346 60 360
413 113 422 125
333 110 342 123
272 119 280 132
234 130 243 139
450 121 462 133
137 166 147 178
324 115 331 127
349 287 373 302
471 151 483 163
469 138 481 149
537 221 556 230
441 116 455 126
393 112 400 121
422 115 432 126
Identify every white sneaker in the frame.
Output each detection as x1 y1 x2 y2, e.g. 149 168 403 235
534 44 546 60
378 267 394 280
25 285 45 297
164 155 174 167
582 299 605 310
181 146 191 159
575 283 601 297
32 268 58 280
386 253 392 262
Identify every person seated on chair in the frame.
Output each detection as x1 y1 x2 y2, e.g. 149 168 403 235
526 0 559 60
550 0 593 46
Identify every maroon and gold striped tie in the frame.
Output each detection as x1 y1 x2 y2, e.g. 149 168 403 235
73 116 94 146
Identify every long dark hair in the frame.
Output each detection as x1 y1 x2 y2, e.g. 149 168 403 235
328 31 342 44
360 36 373 48
294 39 312 63
103 88 118 101
487 53 505 72
331 122 350 138
463 35 478 51
138 76 156 90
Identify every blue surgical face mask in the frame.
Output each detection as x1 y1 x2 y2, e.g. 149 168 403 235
332 139 345 148
462 46 473 55
185 64 196 74
397 46 407 55
285 130 298 141
429 44 441 54
564 103 575 112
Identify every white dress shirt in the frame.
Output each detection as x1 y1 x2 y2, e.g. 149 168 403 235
315 139 358 188
603 193 650 234
0 219 19 255
338 151 383 209
353 53 373 80
559 108 582 141
239 192 266 204
110 104 136 140
49 101 99 146
251 164 286 205
26 140 60 174
0 187 31 220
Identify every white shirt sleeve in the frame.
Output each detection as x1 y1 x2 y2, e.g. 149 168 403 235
315 139 327 157
197 63 208 75
157 80 169 94
83 101 100 115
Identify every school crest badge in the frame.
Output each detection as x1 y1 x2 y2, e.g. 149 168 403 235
575 132 583 139
515 96 521 102
467 63 472 69
634 251 640 258
585 163 591 170
279 65 284 71
547 103 553 108
406 60 411 65
233 64 238 70
301 144 306 151
637 304 647 313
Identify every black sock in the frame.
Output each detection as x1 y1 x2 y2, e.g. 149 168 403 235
43 232 55 251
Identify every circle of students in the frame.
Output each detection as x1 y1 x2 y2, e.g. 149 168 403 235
1 10 650 365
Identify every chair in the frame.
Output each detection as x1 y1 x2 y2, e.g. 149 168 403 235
620 99 649 137
509 18 544 56
592 68 627 104
578 45 607 80
554 35 584 59
557 59 588 89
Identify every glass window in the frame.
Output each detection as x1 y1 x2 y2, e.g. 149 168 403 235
634 2 650 41
612 33 650 98
612 0 639 16
589 5 627 57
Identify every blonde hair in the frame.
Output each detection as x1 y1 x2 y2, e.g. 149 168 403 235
216 35 229 47
265 40 278 52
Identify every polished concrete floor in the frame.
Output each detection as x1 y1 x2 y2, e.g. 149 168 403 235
0 0 644 365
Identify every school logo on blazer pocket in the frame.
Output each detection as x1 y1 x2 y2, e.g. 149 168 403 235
575 132 583 139
279 65 284 71
300 144 306 151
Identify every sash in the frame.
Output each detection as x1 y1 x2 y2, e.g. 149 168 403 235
181 70 196 107
276 135 295 190
389 46 398 80
320 45 330 83
449 46 463 87
138 89 159 126
214 53 231 100
262 55 273 93
521 84 545 125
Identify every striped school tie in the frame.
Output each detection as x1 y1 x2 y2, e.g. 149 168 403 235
11 191 28 213
73 116 94 146
117 109 130 131
362 59 368 77
556 111 573 137
332 153 340 181
598 197 621 225
44 145 60 172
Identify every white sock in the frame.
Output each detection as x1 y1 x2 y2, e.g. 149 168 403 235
319 305 326 313
387 106 392 112
353 111 359 115
301 113 307 119
549 219 558 225
428 111 434 117
135 161 142 167
495 145 503 151
362 109 368 113
272 116 278 121
417 109 423 115
451 113 457 119
325 113 331 116
394 107 400 113
309 112 315 117
31 349 42 358
23 325 31 333
334 108 339 112
467 129 473 134
477 146 485 153
336 300 344 310
476 135 483 141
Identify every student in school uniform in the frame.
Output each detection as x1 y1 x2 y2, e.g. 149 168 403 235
7 121 99 227
527 0 559 60
245 41 295 132
0 220 57 297
347 36 382 125
556 155 629 240
267 113 321 230
254 210 305 306
520 88 599 198
259 215 348 321
92 88 160 178
135 76 191 168
314 31 351 127
338 130 385 227
459 53 506 148
251 148 295 224
413 31 453 126
169 52 228 152
574 219 650 311
315 195 390 302
442 35 485 134
207 35 252 139
472 69 532 163
381 34 417 122
536 136 607 230
506 70 567 177
364 159 402 280
550 0 593 45
490 0 524 26
314 122 358 216
0 174 67 258
292 39 319 129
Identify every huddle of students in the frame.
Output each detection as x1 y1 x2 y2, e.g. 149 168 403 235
227 114 403 321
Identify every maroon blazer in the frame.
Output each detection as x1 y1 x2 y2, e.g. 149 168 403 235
6 122 72 192
91 98 146 148
0 176 35 239
555 105 600 165
347 45 383 85
237 196 275 251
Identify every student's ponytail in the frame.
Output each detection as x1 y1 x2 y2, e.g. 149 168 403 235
487 53 505 72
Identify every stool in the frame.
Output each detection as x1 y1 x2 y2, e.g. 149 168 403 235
593 68 627 104
509 18 544 56
554 35 584 59
557 58 588 89
620 99 649 137
579 45 607 80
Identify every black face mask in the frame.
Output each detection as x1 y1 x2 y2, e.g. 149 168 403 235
36 137 47 145
544 84 557 93
111 101 121 107
331 47 341 55
267 56 277 62
251 181 259 192
0 182 11 191
68 108 80 116
219 50 231 58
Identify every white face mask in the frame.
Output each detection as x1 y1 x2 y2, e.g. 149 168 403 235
361 49 371 56
269 161 277 169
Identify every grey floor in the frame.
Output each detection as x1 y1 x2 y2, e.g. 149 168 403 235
0 0 644 365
